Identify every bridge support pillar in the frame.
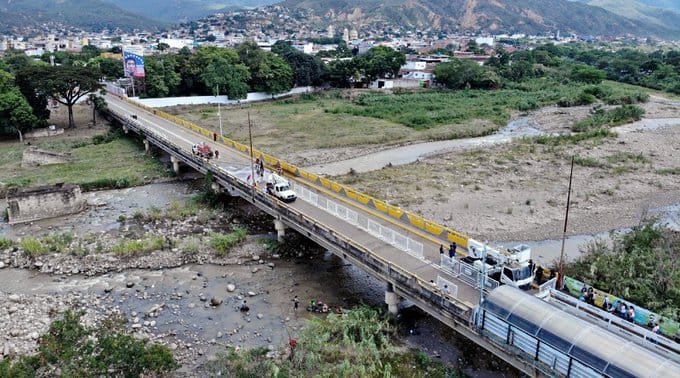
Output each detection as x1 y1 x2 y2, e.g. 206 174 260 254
385 283 400 315
170 155 180 174
143 139 150 154
274 219 286 242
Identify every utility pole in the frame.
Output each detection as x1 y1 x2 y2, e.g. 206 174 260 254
215 84 223 138
558 156 575 290
248 111 256 201
477 243 487 326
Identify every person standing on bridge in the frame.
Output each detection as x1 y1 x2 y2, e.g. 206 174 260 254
439 245 444 255
214 149 219 160
448 242 456 258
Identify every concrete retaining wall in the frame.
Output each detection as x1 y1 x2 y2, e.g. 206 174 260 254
22 148 73 168
6 184 86 224
24 127 64 139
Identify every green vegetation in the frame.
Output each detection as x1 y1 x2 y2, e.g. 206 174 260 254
0 310 177 377
565 224 680 319
204 306 459 378
329 80 587 130
572 105 645 132
20 237 48 256
0 237 13 249
656 167 680 175
110 233 166 256
210 227 248 257
531 129 617 146
0 135 170 192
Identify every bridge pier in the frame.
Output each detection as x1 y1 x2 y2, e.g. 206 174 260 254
143 139 150 154
274 219 286 242
170 155 180 174
385 283 400 315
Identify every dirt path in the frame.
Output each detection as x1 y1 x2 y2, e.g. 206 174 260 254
304 97 680 245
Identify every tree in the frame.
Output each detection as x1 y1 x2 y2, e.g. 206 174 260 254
202 57 250 99
356 46 406 85
434 58 500 89
0 70 39 140
326 59 359 88
237 42 293 94
272 41 326 87
27 65 102 128
570 64 606 84
14 66 52 122
144 55 181 98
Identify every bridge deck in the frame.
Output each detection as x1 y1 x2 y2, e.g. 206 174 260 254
106 95 482 308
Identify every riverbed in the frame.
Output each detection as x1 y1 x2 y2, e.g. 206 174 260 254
0 181 516 376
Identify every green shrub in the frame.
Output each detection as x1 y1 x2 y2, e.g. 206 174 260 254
211 227 247 257
0 237 13 249
92 129 123 145
656 167 680 175
110 234 166 256
21 237 47 256
532 128 616 145
574 155 604 168
573 105 645 132
41 232 74 252
0 310 178 377
517 98 539 111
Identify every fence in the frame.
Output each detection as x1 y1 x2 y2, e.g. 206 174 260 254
295 183 425 259
440 255 500 291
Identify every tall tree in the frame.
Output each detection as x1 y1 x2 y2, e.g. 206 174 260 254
237 41 293 94
434 58 500 89
201 57 250 99
356 46 405 85
27 66 102 129
0 70 39 140
14 66 52 121
272 41 326 87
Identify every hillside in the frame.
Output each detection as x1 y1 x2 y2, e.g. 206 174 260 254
570 0 680 33
99 0 277 22
0 0 165 34
277 0 680 38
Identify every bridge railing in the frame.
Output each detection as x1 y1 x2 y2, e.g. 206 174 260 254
295 182 425 260
440 255 500 292
548 289 680 358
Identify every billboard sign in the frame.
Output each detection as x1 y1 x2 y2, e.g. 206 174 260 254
123 46 145 78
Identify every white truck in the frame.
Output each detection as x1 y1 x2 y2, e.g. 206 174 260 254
265 173 297 203
463 239 535 290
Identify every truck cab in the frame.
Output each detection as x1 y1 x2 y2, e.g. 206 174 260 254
266 174 297 202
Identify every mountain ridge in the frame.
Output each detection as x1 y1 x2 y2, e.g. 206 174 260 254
275 0 680 38
0 0 166 34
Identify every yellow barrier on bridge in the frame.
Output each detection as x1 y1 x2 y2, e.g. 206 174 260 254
122 96 475 251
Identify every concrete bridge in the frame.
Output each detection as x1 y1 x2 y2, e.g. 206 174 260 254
104 94 680 378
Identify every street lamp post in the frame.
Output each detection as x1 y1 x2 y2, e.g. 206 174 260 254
248 111 256 201
215 84 223 138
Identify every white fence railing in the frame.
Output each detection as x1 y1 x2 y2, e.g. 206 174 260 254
295 183 424 259
440 255 500 291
